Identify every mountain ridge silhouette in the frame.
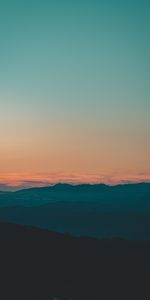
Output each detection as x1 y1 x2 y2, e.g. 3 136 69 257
0 183 150 239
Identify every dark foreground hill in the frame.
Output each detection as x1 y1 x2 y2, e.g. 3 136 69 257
0 222 150 299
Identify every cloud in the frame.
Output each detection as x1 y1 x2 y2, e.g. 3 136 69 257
0 184 17 192
0 171 150 191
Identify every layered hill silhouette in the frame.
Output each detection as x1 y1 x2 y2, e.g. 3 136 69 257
0 183 150 239
0 222 150 299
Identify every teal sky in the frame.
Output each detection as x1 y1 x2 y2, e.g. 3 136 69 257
0 0 150 186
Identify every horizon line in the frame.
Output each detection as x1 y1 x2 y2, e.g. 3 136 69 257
0 180 150 192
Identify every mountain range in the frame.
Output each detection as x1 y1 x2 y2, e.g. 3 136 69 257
0 183 150 239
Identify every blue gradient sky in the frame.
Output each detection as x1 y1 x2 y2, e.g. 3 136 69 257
0 0 150 187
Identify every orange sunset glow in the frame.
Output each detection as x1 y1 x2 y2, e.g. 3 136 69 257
0 0 150 190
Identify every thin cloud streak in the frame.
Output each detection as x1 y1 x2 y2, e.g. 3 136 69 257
0 171 150 191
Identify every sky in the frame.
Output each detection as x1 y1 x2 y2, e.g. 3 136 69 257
0 0 150 189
